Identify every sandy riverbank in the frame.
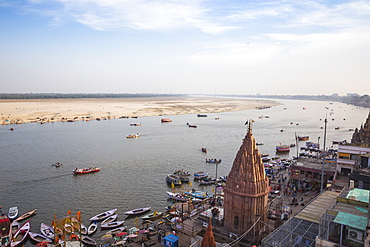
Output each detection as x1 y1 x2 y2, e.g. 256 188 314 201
0 97 280 124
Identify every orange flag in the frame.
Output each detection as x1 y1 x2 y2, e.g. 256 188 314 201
76 211 81 222
67 209 72 215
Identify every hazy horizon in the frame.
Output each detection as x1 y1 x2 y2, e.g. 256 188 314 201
1 1 369 96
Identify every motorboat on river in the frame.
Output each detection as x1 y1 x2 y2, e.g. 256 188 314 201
73 167 100 174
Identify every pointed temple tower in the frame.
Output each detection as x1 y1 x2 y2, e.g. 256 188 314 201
351 111 370 144
223 123 270 240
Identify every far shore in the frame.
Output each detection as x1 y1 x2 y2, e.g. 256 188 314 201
0 97 280 125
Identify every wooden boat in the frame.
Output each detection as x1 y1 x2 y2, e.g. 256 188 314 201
198 178 216 185
184 190 209 199
80 224 88 235
276 145 290 152
130 123 141 126
11 221 20 235
100 220 125 229
166 174 182 186
297 136 309 141
40 223 54 240
205 159 221 164
0 214 11 247
197 114 207 117
105 226 127 235
8 207 18 220
81 235 97 246
166 192 188 202
161 119 172 122
87 222 98 235
10 220 30 247
141 211 164 221
126 133 140 138
101 214 118 225
173 170 190 176
124 207 151 215
73 167 100 174
193 171 208 180
201 148 208 153
187 123 197 128
90 208 117 221
15 209 36 222
29 232 53 243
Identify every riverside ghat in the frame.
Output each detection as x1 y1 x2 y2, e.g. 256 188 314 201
1 97 368 246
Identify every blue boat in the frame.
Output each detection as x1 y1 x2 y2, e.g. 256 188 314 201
184 190 210 199
193 171 208 180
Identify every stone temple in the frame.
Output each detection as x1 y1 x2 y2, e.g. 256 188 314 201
223 123 270 241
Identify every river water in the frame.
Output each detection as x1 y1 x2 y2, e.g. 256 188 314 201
0 97 368 245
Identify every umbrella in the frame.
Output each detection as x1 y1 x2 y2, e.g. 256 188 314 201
129 227 139 234
127 234 138 238
138 229 149 233
115 232 128 237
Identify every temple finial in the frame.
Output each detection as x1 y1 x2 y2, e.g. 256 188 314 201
245 119 252 132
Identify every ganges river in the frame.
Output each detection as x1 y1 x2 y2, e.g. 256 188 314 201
0 97 368 246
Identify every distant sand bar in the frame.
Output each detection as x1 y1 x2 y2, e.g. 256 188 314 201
0 97 280 124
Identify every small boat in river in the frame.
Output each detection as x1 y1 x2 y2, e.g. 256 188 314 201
276 145 290 152
81 235 97 246
166 192 188 202
100 220 125 229
73 167 100 174
10 220 31 247
141 211 164 221
126 133 140 138
101 214 118 226
205 159 221 164
194 171 208 180
87 222 98 235
40 223 54 239
124 207 151 216
166 174 182 186
15 209 36 222
29 232 53 243
161 119 172 123
89 208 117 221
8 207 18 220
297 136 309 141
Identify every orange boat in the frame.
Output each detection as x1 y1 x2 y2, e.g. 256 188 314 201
298 136 309 141
161 119 172 122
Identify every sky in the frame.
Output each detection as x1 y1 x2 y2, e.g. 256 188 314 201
0 0 370 96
